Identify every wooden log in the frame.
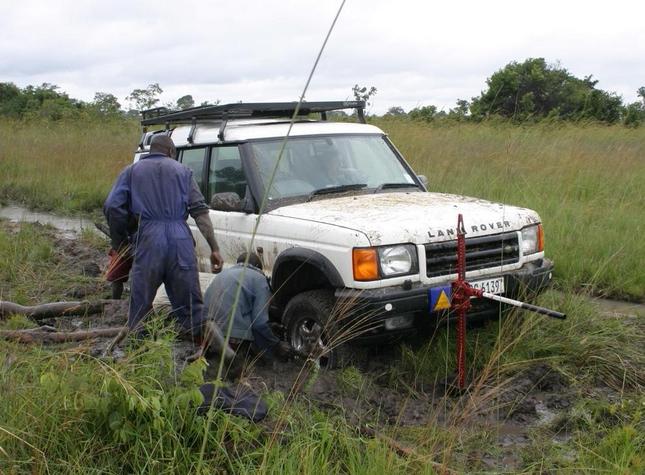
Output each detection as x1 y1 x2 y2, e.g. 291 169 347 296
0 300 117 320
359 425 457 474
359 425 417 458
0 326 125 343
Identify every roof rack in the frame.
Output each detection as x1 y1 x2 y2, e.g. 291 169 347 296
140 101 367 126
140 107 171 121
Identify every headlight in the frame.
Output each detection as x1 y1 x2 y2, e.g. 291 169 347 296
353 244 418 281
378 244 417 276
521 224 544 255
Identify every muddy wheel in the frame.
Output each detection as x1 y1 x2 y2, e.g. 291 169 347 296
283 289 362 369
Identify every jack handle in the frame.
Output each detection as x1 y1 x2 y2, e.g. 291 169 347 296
479 291 566 320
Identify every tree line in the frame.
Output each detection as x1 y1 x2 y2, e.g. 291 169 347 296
1 58 644 126
0 82 213 121
381 58 645 126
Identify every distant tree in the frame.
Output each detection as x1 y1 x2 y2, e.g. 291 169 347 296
635 87 645 111
126 83 163 111
623 103 642 127
326 110 349 120
448 99 470 119
623 86 645 127
23 83 83 120
0 82 24 117
0 82 85 119
91 92 121 115
176 94 195 110
470 58 623 123
199 99 221 107
409 105 438 122
352 84 377 108
385 106 406 117
0 82 20 102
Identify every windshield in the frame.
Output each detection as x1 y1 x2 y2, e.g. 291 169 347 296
247 134 417 200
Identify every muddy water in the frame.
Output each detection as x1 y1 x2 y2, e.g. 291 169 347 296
592 297 645 317
0 205 99 238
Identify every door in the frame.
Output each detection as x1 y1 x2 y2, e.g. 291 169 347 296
177 147 210 270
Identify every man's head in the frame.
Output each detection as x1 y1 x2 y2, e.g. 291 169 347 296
237 252 263 270
149 134 177 159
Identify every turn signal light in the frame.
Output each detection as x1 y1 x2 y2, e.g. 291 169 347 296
353 248 379 281
538 224 544 252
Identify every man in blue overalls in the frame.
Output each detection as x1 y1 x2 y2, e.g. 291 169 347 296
104 134 224 349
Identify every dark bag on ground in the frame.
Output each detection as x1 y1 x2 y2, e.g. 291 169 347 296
197 383 268 422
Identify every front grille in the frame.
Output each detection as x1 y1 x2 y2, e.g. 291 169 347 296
425 231 519 277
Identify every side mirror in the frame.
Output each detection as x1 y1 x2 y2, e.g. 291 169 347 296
417 174 429 188
210 192 243 212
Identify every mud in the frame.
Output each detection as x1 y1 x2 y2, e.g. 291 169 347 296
592 296 645 317
0 205 99 238
220 357 439 427
0 220 110 303
1 218 635 472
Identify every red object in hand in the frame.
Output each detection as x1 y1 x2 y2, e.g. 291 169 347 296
106 248 133 283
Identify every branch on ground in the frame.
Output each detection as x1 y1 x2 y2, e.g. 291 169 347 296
0 326 125 343
0 300 118 320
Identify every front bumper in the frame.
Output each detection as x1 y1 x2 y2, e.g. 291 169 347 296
335 258 554 342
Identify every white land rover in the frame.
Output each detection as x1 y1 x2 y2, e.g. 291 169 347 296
138 102 553 363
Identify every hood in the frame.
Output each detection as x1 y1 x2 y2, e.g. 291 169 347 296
269 192 541 246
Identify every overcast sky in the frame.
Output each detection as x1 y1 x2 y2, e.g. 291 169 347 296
1 0 643 114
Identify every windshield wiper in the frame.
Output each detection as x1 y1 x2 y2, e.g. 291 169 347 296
373 182 421 193
306 184 367 202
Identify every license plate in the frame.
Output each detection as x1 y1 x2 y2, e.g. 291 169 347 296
471 277 505 295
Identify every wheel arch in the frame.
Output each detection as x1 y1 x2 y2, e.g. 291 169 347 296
271 248 344 307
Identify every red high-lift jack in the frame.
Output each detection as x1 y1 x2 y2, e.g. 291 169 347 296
451 214 566 389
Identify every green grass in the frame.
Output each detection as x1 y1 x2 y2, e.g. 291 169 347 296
0 222 104 304
1 222 643 473
1 118 643 471
397 290 644 391
0 119 137 214
1 118 643 299
374 119 645 300
0 338 428 474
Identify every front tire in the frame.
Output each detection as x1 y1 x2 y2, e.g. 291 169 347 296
283 289 361 369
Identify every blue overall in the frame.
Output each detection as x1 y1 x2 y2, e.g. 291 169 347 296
104 153 208 337
204 263 279 353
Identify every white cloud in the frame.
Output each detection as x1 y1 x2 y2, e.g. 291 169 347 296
1 0 644 113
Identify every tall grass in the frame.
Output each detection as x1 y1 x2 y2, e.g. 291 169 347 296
376 119 645 300
0 223 102 305
1 118 642 299
0 119 137 214
396 290 644 393
1 221 643 473
0 339 427 474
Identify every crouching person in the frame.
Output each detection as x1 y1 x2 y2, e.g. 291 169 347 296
203 252 290 363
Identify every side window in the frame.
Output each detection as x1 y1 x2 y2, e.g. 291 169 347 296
208 146 246 202
179 148 206 193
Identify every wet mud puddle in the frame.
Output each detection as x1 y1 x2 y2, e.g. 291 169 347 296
0 205 99 238
592 297 645 317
